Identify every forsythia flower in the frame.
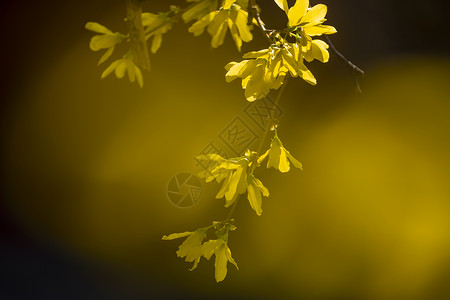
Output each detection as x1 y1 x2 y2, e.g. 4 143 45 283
197 150 269 216
162 222 238 282
85 22 126 65
188 0 253 51
142 13 173 53
101 56 144 88
162 228 208 270
274 0 336 60
202 237 238 282
258 129 303 173
225 43 315 102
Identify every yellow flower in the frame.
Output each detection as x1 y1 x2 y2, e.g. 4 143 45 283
85 22 126 65
258 130 303 173
162 221 238 282
142 13 173 53
247 174 269 216
202 237 238 282
274 0 336 64
188 1 253 51
274 0 337 33
101 56 144 88
225 43 316 102
162 228 208 270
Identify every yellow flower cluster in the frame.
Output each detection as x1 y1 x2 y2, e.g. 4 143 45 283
197 150 269 215
162 221 238 282
197 130 302 216
225 0 337 101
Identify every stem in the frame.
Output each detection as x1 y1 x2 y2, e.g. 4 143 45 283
255 76 290 154
222 78 289 221
225 197 239 220
127 0 151 70
324 35 365 93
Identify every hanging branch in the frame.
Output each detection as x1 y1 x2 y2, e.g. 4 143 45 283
126 0 151 71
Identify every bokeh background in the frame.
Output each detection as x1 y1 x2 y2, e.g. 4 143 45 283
1 0 449 299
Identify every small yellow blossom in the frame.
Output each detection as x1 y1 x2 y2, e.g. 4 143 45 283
202 237 238 282
101 55 144 88
162 228 208 270
258 129 303 173
225 43 316 102
85 22 126 65
188 1 253 51
162 221 238 282
197 151 269 216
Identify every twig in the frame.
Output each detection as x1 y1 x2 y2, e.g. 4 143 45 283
249 4 274 44
324 35 365 93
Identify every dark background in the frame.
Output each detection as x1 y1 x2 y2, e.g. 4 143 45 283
1 1 449 299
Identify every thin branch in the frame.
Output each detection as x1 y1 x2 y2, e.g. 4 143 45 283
249 4 274 44
324 35 365 93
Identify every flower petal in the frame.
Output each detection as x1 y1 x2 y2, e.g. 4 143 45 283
288 0 309 27
273 0 289 14
101 59 120 79
304 25 337 36
85 22 113 34
97 46 114 65
301 4 327 26
162 231 193 240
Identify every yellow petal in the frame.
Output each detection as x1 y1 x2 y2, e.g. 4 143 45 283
288 0 309 27
224 167 245 201
162 231 193 240
278 148 291 172
273 0 289 14
101 59 120 79
310 39 329 63
301 4 327 26
247 180 263 216
214 243 228 282
210 17 228 48
126 60 136 82
135 65 144 88
188 12 215 36
97 46 114 65
235 9 252 42
286 150 303 170
114 60 127 78
304 25 337 36
281 49 299 77
89 34 119 51
298 62 317 85
228 18 242 51
243 49 269 59
226 60 249 82
151 33 163 53
85 22 113 34
257 149 270 165
225 244 238 270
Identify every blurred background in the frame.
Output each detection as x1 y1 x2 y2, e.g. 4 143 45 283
1 0 449 299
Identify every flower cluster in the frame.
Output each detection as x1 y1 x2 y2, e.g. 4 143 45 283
225 0 337 101
185 0 253 51
162 220 238 282
197 130 301 216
